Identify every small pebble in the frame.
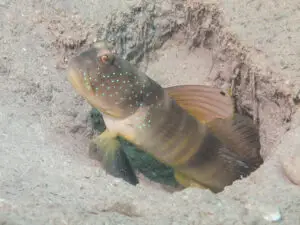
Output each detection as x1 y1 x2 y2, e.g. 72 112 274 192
246 203 282 222
0 198 14 212
281 155 300 186
262 209 282 222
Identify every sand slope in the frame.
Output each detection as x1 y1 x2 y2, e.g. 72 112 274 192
0 0 299 224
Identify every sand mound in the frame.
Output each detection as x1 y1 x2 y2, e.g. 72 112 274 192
0 0 299 224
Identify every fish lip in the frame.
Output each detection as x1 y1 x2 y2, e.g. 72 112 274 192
67 64 90 97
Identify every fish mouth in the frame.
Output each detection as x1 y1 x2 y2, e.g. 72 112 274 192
67 52 98 96
67 65 92 98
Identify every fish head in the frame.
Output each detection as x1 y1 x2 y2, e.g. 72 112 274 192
67 41 161 118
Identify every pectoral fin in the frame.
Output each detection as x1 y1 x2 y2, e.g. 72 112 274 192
89 130 139 185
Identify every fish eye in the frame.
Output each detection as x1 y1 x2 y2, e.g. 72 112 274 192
100 55 109 63
99 54 114 65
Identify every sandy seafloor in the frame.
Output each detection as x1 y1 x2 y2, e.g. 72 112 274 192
0 0 300 224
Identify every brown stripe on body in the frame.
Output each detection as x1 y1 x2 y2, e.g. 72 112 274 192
140 99 184 160
152 103 186 159
175 131 252 191
151 101 190 162
157 101 206 166
140 97 205 167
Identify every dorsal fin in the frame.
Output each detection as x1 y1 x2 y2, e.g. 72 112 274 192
165 85 263 167
165 85 234 123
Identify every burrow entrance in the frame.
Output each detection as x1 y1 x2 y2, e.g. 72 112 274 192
64 0 296 191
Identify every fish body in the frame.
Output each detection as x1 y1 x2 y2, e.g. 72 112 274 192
67 41 263 192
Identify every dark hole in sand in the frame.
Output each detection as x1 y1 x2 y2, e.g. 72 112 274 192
71 0 295 192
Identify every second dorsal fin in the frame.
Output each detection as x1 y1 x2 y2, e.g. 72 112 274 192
165 85 234 123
